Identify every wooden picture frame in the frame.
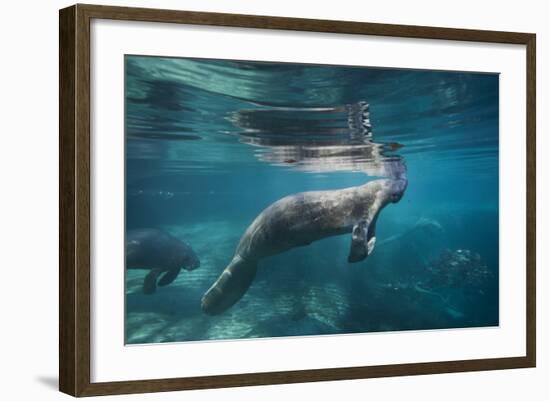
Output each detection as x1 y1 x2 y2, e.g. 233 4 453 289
59 3 536 397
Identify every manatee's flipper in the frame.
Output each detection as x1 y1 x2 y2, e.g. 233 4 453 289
348 220 369 263
201 256 258 315
158 266 182 287
365 213 379 256
367 236 376 255
143 268 162 294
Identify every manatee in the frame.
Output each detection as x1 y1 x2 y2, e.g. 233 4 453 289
201 177 407 315
126 228 200 294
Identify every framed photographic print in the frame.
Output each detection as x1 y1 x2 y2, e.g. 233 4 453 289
59 4 536 397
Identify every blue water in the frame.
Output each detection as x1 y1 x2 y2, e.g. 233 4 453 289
124 55 499 344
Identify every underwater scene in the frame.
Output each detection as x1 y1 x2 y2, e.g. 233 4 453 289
125 55 499 344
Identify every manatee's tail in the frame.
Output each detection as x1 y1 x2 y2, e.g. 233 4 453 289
201 256 258 315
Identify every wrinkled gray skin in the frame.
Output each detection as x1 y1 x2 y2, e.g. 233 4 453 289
201 178 407 315
126 228 200 294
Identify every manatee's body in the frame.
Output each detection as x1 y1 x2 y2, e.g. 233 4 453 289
126 228 200 294
201 178 407 314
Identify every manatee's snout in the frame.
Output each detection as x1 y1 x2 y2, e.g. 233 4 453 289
184 253 200 271
388 178 407 203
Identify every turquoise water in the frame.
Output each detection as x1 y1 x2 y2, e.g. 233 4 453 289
125 56 499 344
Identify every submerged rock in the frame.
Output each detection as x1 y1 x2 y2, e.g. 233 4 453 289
424 248 492 288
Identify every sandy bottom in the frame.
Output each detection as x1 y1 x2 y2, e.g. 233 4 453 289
125 218 491 345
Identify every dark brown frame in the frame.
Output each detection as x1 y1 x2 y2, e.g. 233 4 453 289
59 3 536 397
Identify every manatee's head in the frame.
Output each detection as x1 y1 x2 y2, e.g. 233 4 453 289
182 249 200 271
384 177 408 203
